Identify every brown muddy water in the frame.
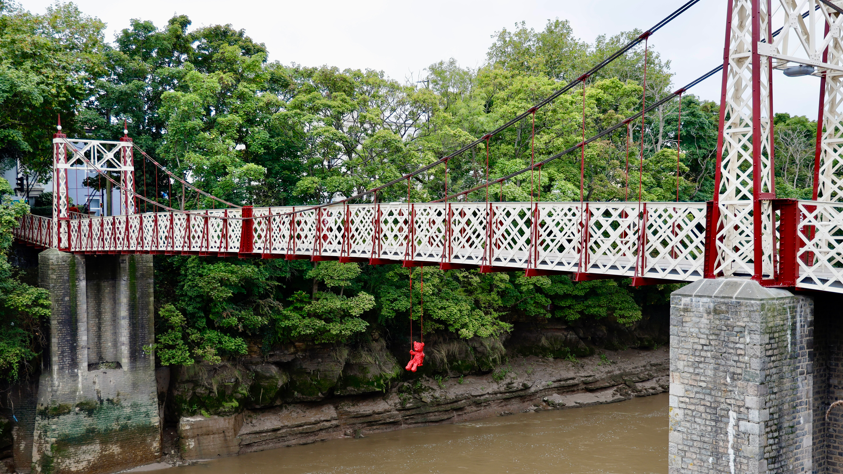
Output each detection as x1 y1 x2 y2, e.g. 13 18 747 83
147 394 667 474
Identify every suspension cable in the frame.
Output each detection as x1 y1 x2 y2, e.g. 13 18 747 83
432 65 722 203
134 145 241 209
419 266 424 343
408 268 413 348
273 0 701 218
431 4 815 205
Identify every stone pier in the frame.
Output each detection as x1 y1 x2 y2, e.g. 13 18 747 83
18 249 160 474
669 278 816 473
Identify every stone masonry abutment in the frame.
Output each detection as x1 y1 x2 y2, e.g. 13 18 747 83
669 278 838 473
15 249 160 474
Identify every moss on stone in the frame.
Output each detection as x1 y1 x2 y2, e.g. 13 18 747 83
172 363 255 416
248 364 289 407
75 400 99 416
281 346 347 401
335 340 400 396
47 404 72 417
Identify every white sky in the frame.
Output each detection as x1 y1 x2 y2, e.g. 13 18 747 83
22 0 822 118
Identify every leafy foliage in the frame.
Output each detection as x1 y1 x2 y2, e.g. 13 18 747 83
0 177 50 380
1 4 776 369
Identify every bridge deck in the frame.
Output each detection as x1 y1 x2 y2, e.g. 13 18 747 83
14 200 843 294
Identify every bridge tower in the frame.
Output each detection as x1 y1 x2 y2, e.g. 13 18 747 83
710 0 843 281
18 128 159 474
51 123 136 250
671 1 843 472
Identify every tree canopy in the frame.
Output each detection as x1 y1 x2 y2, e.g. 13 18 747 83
0 3 817 376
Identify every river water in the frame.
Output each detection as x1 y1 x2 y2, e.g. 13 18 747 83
147 394 667 474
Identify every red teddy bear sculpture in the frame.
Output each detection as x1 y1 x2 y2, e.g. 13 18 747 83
405 341 425 372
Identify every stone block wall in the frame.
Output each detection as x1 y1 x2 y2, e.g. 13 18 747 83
669 279 814 473
20 250 160 474
809 291 843 473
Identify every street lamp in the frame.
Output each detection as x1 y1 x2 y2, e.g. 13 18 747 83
783 64 816 77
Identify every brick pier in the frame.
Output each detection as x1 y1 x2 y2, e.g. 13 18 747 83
16 249 160 474
669 279 817 473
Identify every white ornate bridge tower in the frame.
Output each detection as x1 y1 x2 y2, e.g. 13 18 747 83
709 0 843 282
671 2 843 473
51 122 135 250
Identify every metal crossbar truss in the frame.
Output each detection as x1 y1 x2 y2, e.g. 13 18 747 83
713 0 843 281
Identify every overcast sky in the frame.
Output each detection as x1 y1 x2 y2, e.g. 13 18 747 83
23 0 822 118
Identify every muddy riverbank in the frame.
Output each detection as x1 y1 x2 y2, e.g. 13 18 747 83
163 347 668 464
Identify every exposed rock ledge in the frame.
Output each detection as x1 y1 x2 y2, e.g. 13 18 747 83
176 348 668 461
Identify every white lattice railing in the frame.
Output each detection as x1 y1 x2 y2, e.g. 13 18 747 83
13 214 54 249
797 201 843 293
14 202 714 283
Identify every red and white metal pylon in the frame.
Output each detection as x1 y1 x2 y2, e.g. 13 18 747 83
712 0 775 281
712 0 843 281
814 3 843 201
120 121 136 216
51 119 137 243
53 117 70 250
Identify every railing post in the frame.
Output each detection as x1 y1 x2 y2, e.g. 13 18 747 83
239 205 254 257
703 201 720 279
760 199 799 288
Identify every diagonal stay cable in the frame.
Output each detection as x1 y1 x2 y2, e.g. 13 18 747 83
278 0 701 217
432 4 821 203
132 144 241 209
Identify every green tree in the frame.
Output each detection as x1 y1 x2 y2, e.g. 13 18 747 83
0 1 106 194
270 261 373 344
0 177 50 380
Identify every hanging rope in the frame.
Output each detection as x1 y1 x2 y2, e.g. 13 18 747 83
624 121 632 201
408 268 413 348
637 35 651 204
419 266 424 343
675 91 684 202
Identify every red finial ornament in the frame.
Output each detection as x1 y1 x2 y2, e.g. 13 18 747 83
54 115 65 138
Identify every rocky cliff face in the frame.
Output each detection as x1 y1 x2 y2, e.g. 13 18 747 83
131 314 672 465
174 348 669 461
